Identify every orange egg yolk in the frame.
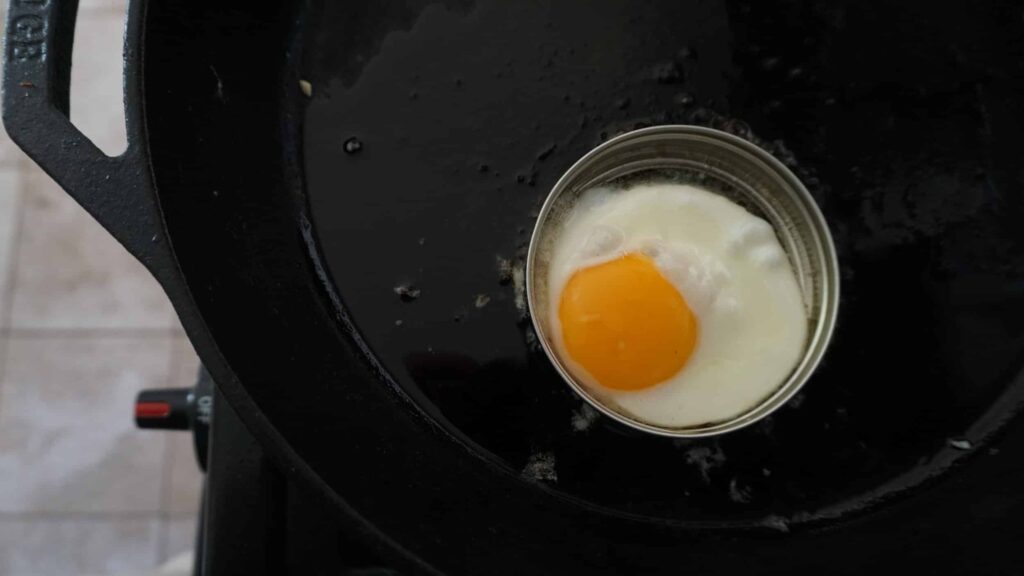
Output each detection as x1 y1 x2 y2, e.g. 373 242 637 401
557 252 698 391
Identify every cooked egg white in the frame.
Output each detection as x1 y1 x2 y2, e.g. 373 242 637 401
545 183 807 427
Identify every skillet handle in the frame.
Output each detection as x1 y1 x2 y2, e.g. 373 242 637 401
2 0 177 280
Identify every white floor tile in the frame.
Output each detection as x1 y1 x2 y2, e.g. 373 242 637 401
162 433 203 516
0 169 20 328
0 3 179 573
160 337 204 515
78 0 128 14
70 9 129 156
0 127 28 169
9 168 176 329
172 335 202 387
159 517 197 565
0 337 173 513
0 517 159 576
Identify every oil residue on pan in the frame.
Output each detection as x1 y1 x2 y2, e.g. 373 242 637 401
301 0 1024 530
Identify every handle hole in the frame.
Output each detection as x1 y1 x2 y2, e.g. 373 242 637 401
69 1 129 157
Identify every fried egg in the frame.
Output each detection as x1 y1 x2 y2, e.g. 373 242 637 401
545 183 807 427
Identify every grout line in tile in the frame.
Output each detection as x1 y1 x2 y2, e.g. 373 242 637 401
0 166 28 419
0 165 27 336
0 510 165 521
77 7 129 15
0 337 10 423
165 511 199 521
158 339 185 516
155 511 169 563
158 438 175 516
6 327 186 339
158 335 193 560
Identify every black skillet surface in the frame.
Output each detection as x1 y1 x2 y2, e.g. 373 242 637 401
8 0 1024 574
301 0 1024 524
151 0 1024 573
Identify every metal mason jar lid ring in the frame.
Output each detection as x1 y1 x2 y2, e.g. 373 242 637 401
526 125 840 438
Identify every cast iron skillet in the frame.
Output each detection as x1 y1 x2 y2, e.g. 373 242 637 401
6 0 1024 574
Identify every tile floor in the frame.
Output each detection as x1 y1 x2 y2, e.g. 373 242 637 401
0 2 202 575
